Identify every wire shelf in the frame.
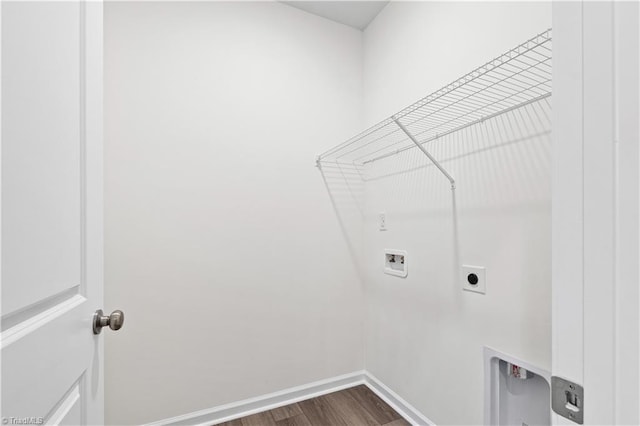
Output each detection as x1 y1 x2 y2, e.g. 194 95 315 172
317 28 552 184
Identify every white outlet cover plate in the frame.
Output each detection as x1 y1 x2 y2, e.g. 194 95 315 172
378 212 387 231
462 265 486 294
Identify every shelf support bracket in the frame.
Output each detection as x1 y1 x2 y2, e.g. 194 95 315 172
393 118 456 190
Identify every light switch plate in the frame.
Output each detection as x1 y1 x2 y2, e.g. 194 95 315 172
462 265 486 294
378 212 387 231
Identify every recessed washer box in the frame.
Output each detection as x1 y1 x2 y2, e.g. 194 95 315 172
484 347 551 425
384 249 407 277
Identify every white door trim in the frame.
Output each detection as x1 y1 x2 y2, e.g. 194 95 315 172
552 2 640 424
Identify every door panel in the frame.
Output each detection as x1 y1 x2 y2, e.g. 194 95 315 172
2 299 88 419
1 1 103 424
2 1 82 316
47 385 82 426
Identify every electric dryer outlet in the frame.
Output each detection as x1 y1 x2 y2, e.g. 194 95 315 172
462 265 486 294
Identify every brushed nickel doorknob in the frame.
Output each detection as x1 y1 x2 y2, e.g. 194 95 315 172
93 309 125 334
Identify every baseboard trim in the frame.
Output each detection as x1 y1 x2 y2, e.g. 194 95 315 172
145 371 366 426
145 370 434 426
363 372 435 426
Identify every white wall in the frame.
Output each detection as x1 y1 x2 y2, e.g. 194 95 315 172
105 2 557 424
104 3 364 424
361 3 552 425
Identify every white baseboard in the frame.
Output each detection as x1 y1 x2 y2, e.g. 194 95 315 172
145 370 434 426
363 372 435 426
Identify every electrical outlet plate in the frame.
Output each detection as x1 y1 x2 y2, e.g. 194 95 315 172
378 212 387 231
384 249 407 277
462 265 486 294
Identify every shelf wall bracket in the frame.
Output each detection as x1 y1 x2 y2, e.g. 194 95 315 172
393 118 456 190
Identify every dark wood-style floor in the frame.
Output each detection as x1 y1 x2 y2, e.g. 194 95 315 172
216 385 410 426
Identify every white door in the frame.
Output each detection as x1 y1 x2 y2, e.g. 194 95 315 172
552 1 639 424
1 1 106 425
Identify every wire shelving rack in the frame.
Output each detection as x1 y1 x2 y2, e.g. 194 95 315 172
316 29 552 190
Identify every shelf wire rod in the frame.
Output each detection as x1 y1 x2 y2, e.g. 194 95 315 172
394 30 551 121
537 44 552 54
393 118 456 190
375 94 551 164
390 72 548 146
316 160 364 171
473 65 551 91
329 78 550 163
405 87 543 130
418 77 550 127
502 57 552 75
362 93 551 165
335 160 365 217
392 97 520 149
514 50 548 64
441 83 513 103
350 84 550 164
397 36 550 119
353 160 366 180
412 90 517 118
471 77 547 100
454 75 533 95
469 62 541 84
394 57 551 136
397 83 524 131
418 88 505 111
396 102 531 153
511 50 553 67
387 79 551 148
532 96 552 125
318 117 395 159
318 30 551 160
470 68 549 94
351 102 511 164
332 124 404 161
504 60 551 83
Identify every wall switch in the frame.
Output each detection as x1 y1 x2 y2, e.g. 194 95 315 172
384 249 407 277
462 265 486 294
378 212 387 231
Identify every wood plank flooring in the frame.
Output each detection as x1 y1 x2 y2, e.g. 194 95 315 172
216 385 409 426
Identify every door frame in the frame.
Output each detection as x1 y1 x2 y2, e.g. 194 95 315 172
83 1 105 424
552 1 639 424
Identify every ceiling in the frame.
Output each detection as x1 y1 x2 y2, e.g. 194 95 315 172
281 1 389 30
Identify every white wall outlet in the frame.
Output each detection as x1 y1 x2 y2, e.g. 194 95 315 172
462 265 486 294
378 212 387 231
384 249 407 277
